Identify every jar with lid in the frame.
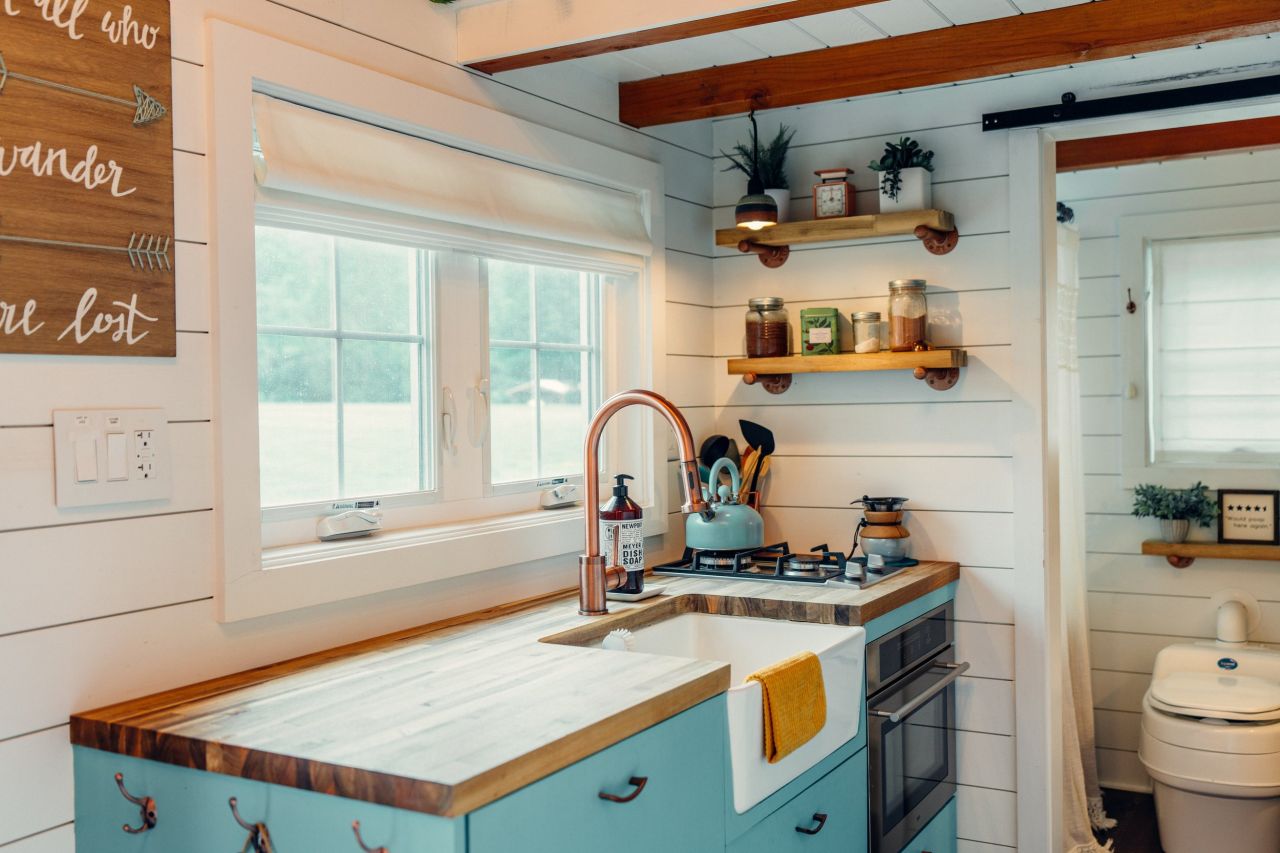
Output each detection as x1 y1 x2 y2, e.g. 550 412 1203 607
745 297 790 358
888 279 928 351
852 311 881 353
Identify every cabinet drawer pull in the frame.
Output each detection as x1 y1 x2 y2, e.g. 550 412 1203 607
229 797 274 853
598 776 648 803
795 812 828 835
352 819 388 852
113 773 157 834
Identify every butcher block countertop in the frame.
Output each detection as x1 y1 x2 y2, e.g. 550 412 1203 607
71 560 958 817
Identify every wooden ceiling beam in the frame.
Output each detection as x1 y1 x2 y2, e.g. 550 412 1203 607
1057 116 1280 171
462 0 884 75
619 0 1280 127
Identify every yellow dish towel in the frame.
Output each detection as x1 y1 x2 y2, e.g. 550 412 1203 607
746 651 827 764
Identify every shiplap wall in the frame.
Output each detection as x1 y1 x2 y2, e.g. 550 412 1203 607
708 34 1280 852
1057 147 1280 794
0 2 714 848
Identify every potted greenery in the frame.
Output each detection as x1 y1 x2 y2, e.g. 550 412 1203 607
1132 482 1219 544
723 119 797 223
868 136 935 213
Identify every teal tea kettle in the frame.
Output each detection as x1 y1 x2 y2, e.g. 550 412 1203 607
685 458 764 551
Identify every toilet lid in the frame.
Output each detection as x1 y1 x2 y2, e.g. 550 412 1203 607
1151 672 1280 718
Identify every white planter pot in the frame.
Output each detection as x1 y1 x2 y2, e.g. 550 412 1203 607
1160 519 1191 544
764 188 791 223
878 166 932 213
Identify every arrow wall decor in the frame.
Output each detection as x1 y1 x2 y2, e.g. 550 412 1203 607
0 50 168 126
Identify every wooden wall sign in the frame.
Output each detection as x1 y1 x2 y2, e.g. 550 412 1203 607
0 0 175 356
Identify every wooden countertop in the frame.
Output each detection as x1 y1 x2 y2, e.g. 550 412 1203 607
71 560 958 817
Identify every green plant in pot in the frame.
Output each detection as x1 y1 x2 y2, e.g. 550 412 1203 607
1132 482 1218 544
868 136 935 213
722 114 796 224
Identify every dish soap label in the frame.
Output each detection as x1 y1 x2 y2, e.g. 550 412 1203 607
600 473 644 595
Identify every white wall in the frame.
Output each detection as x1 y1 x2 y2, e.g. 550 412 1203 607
0 3 715 848
1058 146 1280 793
708 33 1280 851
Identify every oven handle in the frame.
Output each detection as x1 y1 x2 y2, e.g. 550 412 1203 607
869 661 969 724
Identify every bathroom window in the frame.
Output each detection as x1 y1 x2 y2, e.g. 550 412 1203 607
1121 204 1280 486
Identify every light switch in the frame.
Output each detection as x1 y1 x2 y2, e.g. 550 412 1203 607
106 433 128 481
74 437 98 483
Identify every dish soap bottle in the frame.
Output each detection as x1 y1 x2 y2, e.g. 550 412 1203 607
601 474 644 595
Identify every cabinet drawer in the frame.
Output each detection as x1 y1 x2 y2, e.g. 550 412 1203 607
728 748 867 853
74 747 463 853
468 696 726 853
902 797 956 853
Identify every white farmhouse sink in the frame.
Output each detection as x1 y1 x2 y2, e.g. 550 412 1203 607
595 612 865 813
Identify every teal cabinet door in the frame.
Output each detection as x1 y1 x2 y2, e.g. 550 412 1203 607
728 748 867 853
902 797 956 853
468 696 727 853
74 746 463 853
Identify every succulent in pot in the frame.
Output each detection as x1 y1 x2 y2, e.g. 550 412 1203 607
868 136 935 213
1131 482 1218 543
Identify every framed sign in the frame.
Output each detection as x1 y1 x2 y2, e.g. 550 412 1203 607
1218 489 1279 545
0 0 175 356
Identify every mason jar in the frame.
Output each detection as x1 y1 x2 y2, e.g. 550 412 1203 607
745 297 789 358
888 279 928 351
852 311 881 353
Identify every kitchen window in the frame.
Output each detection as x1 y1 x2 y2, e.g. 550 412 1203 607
1120 204 1280 486
210 27 669 621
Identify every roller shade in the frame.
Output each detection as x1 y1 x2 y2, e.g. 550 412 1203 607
252 93 652 256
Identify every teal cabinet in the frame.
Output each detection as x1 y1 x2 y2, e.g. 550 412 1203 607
901 797 956 853
74 746 463 853
728 749 867 853
468 695 727 853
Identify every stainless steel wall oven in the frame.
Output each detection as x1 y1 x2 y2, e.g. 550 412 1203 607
867 602 968 853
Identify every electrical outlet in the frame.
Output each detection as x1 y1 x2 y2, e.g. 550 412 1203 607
53 409 171 507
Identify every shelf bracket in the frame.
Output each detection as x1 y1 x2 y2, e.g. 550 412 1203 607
912 365 961 391
913 225 960 255
737 240 789 268
741 372 793 394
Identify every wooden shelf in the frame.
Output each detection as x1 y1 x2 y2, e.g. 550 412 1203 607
728 349 967 395
1142 540 1280 568
715 210 959 266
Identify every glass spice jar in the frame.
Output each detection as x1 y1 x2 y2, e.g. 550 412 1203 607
888 279 928 351
745 297 790 358
852 311 882 353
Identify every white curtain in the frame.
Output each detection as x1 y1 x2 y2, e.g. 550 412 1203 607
1058 223 1118 852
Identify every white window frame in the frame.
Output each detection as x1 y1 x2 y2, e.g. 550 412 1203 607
208 23 668 622
1120 202 1280 489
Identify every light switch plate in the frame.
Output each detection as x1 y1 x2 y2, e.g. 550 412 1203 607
53 409 171 508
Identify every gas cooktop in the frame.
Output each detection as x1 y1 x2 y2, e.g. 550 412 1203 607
653 542 910 589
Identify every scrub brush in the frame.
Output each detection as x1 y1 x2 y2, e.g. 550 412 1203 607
601 628 636 651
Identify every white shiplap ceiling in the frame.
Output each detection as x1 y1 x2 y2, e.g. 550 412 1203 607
568 0 1094 83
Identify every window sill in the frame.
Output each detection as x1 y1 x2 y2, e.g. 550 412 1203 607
220 504 669 623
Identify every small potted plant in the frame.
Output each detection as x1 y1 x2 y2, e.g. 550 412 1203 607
1132 482 1219 544
868 136 935 213
723 120 797 222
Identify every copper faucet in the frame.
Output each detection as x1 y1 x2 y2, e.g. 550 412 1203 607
579 390 711 616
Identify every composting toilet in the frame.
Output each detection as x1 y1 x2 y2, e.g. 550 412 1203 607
1139 590 1280 853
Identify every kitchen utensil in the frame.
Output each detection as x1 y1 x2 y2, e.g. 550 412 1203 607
850 496 912 562
851 496 909 513
698 435 731 483
739 420 775 507
685 458 765 550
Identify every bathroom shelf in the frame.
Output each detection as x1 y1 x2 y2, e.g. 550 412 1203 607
1141 540 1280 568
727 349 967 395
715 209 959 267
